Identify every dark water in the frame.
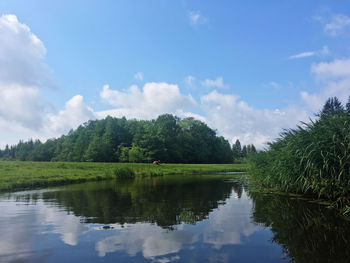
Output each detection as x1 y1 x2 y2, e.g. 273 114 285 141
0 175 349 263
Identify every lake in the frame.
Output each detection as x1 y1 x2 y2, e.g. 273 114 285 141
0 174 349 263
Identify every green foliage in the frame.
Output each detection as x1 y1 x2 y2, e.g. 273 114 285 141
128 145 145 163
250 96 350 204
113 167 135 179
0 114 236 164
232 139 256 162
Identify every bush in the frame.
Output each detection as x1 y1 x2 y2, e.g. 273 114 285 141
113 167 135 179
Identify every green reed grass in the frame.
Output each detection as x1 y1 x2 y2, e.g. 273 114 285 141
250 114 350 206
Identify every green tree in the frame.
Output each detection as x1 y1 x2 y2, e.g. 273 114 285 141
128 145 145 163
321 97 344 117
232 139 242 161
346 96 350 114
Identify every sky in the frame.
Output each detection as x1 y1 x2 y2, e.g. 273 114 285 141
0 0 350 149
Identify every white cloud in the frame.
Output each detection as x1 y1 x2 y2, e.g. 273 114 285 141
184 75 196 88
45 95 96 135
302 58 350 111
289 51 315 59
99 82 196 120
134 72 144 81
0 84 43 129
311 58 350 80
289 46 329 60
201 77 227 89
324 14 350 36
0 14 50 87
189 11 206 26
0 14 53 131
200 90 309 148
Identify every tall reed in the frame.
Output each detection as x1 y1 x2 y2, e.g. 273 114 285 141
250 112 350 203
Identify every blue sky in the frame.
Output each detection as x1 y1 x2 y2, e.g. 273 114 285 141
0 0 350 148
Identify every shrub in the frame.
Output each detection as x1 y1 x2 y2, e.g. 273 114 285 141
113 167 135 179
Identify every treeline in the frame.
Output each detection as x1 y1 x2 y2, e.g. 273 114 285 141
0 114 254 164
250 97 350 205
232 139 256 162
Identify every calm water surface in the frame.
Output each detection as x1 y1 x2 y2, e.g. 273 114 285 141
0 175 349 263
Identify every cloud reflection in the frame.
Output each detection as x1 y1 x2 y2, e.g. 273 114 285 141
203 191 259 249
96 223 198 260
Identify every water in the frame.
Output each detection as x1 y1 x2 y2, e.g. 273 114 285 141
0 175 349 263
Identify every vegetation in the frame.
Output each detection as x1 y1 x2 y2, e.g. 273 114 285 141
0 114 236 163
250 96 350 210
232 139 256 163
0 161 247 191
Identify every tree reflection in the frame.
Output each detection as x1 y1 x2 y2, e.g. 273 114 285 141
41 175 239 228
249 190 350 263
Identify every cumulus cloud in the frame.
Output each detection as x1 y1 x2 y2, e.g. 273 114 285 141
301 58 350 111
311 58 350 80
0 14 52 131
0 84 43 129
200 90 309 148
98 82 196 120
0 14 101 146
45 95 96 135
324 14 350 36
201 77 227 89
0 14 50 87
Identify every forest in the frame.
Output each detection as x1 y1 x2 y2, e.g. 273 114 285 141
0 114 255 164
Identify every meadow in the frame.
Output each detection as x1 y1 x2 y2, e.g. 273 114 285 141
0 161 247 191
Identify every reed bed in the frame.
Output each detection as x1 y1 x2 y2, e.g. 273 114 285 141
250 113 350 211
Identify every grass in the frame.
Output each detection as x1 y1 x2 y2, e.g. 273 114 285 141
249 113 350 214
0 161 247 191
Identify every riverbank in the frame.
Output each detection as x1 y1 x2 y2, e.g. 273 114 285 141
0 161 247 191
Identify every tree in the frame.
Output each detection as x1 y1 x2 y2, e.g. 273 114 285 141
346 96 350 114
321 97 344 117
128 145 145 163
232 139 242 161
242 145 248 158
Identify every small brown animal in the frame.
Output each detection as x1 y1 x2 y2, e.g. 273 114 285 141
153 160 161 165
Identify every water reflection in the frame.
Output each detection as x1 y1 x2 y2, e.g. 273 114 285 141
96 223 198 259
40 176 235 227
249 190 350 263
0 175 349 262
204 191 259 249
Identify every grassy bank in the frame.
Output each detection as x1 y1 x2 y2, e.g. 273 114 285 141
0 161 247 191
249 99 350 214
